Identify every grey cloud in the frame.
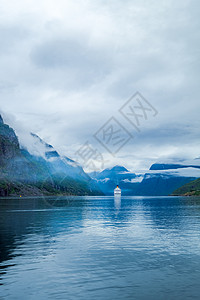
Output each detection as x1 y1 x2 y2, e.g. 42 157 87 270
0 0 199 171
0 25 29 54
30 36 114 86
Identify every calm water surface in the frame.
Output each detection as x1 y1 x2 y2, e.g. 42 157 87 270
0 196 200 300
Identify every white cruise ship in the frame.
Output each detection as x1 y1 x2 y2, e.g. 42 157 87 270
114 185 121 195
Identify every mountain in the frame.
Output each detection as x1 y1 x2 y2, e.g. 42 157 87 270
89 165 143 195
92 163 200 196
137 172 196 196
138 163 200 196
93 165 130 180
29 133 90 181
172 178 200 196
1 113 199 197
0 115 102 197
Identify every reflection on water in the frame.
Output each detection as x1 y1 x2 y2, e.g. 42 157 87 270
114 194 121 210
0 196 200 299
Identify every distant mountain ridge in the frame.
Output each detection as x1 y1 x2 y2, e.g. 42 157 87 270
91 163 200 196
150 163 200 170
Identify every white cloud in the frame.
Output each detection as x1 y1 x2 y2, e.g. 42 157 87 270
123 177 144 183
140 167 200 179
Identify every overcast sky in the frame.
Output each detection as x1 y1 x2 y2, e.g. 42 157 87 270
0 0 200 172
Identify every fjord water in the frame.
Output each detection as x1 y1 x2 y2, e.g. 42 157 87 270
1 196 200 300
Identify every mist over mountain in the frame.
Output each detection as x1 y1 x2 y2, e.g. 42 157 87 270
90 163 200 196
89 165 140 195
1 112 200 197
0 114 102 196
